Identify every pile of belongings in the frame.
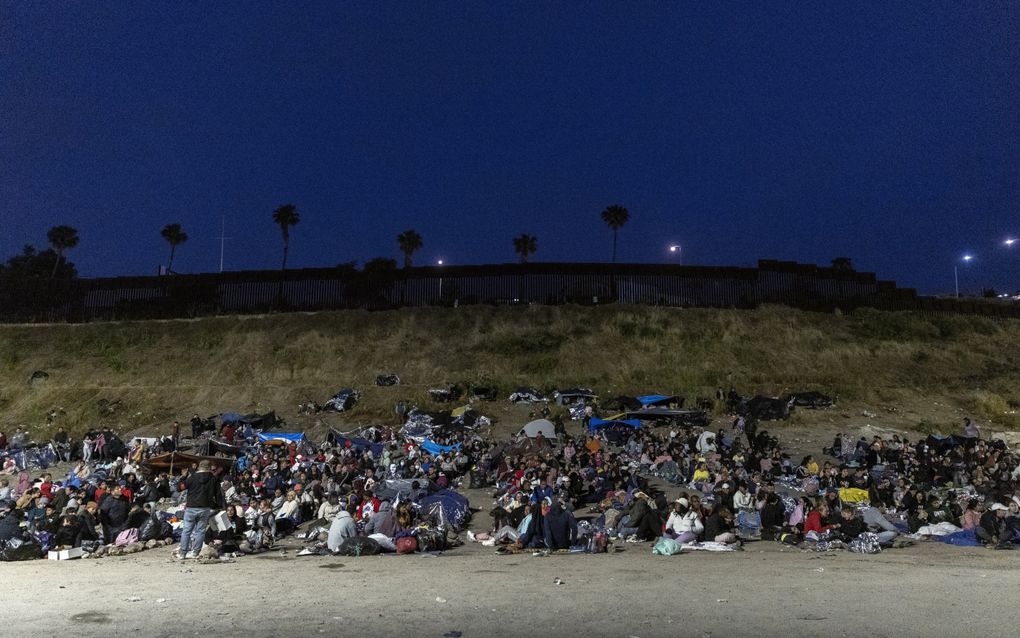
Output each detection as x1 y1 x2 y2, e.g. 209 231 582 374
785 391 835 408
508 387 545 404
738 396 793 421
553 388 597 406
568 402 588 421
375 373 401 386
324 389 360 412
428 384 463 403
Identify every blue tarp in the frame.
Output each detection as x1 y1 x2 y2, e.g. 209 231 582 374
257 432 306 444
636 395 678 406
421 440 462 456
589 418 642 432
221 412 243 424
937 528 981 547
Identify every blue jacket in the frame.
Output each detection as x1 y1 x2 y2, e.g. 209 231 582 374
542 503 577 550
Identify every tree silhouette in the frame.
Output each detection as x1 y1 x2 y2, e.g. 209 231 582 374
397 229 423 268
513 234 538 263
600 205 629 263
160 223 188 273
47 225 79 279
830 257 854 272
272 204 300 306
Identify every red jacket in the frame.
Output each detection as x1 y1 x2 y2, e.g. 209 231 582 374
803 511 832 534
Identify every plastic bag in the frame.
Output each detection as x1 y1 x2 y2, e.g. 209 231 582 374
0 538 42 561
652 537 682 555
337 536 381 556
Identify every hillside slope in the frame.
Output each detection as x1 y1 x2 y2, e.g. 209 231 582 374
1 305 1018 439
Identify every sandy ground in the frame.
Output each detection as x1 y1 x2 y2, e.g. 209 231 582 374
4 530 1019 638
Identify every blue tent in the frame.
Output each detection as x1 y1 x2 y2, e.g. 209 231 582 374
419 488 470 530
589 417 641 432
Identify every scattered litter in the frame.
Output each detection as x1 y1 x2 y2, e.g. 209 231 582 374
716 599 728 603
814 568 825 572
125 597 142 602
435 597 447 604
155 598 167 603
553 578 565 585
443 632 463 638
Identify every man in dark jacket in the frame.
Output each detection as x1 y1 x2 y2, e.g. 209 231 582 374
99 486 129 543
620 492 660 541
175 460 224 559
542 502 578 550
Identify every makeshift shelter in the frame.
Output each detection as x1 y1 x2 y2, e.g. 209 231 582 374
519 419 558 439
221 410 281 429
418 488 471 531
141 451 234 474
375 373 401 386
553 388 597 406
739 396 792 421
636 394 683 408
328 429 384 457
257 432 307 446
624 407 709 428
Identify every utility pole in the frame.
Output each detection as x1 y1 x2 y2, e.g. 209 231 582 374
218 216 231 273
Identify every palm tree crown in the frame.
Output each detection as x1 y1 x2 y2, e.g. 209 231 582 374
513 234 538 263
47 225 79 278
160 223 188 273
600 204 630 263
397 229 423 268
272 204 300 271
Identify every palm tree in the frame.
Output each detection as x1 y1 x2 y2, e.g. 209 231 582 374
513 234 538 263
47 225 79 279
272 204 300 306
600 204 630 263
160 223 188 273
397 229 423 268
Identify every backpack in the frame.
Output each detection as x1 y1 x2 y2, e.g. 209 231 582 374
115 527 139 546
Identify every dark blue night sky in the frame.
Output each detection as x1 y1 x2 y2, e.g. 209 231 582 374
2 3 1018 294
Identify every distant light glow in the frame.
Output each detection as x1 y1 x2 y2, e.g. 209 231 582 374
962 254 973 262
1006 239 1017 246
436 259 444 265
669 244 680 253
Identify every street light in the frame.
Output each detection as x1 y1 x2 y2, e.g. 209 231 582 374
668 244 682 265
955 254 973 298
1005 239 1017 247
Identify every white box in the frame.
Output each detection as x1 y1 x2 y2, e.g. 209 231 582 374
48 547 83 560
210 511 230 532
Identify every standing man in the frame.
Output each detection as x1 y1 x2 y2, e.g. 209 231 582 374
175 460 224 560
170 421 180 448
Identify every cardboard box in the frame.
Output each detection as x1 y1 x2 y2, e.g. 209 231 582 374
48 547 83 560
210 511 230 532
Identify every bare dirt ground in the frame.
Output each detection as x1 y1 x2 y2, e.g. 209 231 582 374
5 481 1020 638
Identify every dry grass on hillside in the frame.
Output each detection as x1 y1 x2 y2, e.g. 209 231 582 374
1 305 1018 438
